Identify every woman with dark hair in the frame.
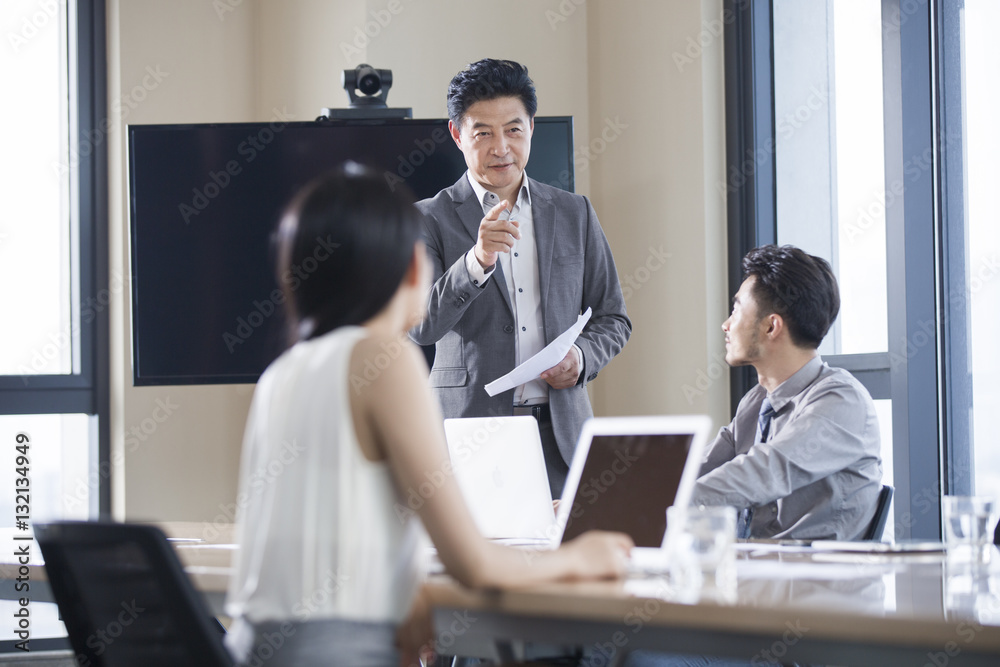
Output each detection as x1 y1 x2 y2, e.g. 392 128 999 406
224 163 633 667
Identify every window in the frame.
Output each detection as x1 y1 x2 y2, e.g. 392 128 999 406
724 0 992 539
0 0 107 650
0 0 108 522
939 0 1000 502
770 1 895 535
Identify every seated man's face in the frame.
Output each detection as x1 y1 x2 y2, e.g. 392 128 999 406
449 95 533 195
723 276 766 367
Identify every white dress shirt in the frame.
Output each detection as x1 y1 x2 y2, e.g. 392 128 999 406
463 172 550 405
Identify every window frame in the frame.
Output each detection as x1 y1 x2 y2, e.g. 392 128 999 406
0 0 109 516
723 0 966 539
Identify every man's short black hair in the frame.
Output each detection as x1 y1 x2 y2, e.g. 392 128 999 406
742 244 840 349
447 59 537 125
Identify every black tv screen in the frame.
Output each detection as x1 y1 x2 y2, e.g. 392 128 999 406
128 117 574 385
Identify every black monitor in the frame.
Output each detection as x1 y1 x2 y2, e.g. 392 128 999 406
128 117 574 386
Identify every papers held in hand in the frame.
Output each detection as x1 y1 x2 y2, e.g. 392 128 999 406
484 308 592 397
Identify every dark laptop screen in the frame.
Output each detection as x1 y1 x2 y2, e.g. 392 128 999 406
560 433 694 547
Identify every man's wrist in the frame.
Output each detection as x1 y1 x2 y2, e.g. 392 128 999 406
465 247 494 287
474 248 496 271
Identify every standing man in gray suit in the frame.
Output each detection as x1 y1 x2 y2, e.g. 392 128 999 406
410 59 631 497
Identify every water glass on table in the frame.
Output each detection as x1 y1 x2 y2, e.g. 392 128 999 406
666 505 737 592
942 495 999 564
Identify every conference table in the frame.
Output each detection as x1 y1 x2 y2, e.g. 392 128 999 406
4 524 1000 665
420 543 1000 666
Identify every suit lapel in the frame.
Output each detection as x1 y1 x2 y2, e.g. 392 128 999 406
532 179 556 331
452 176 513 316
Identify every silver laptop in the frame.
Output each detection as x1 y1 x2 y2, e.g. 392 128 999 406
443 416 556 541
551 415 712 550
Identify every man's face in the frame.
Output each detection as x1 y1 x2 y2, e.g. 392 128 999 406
722 276 768 367
449 96 533 196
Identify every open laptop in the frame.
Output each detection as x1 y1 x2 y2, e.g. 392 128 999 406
551 415 713 561
443 416 557 541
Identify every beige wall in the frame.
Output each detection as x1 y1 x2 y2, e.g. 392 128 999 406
586 0 730 420
106 0 728 521
107 0 260 521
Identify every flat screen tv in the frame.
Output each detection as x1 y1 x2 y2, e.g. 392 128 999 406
128 117 574 385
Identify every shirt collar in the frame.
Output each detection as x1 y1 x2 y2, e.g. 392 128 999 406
467 171 532 213
766 355 824 413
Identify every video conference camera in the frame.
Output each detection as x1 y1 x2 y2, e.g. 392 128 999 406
319 64 412 120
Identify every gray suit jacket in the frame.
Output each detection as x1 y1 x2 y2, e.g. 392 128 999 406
411 174 631 465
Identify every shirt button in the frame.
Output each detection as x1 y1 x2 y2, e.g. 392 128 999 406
521 326 526 331
518 288 523 293
503 325 514 333
514 252 519 257
473 280 479 286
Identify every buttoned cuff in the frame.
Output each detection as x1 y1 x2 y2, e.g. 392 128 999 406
572 343 585 383
464 247 494 288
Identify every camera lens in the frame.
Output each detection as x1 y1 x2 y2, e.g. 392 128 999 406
358 72 380 95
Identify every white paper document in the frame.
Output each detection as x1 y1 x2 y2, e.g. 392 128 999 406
484 308 592 397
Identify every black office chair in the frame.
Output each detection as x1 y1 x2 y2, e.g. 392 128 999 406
36 521 233 667
862 484 894 541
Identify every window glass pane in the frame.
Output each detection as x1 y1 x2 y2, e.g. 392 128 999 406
964 1 1000 499
773 0 887 356
0 601 64 642
0 0 73 375
0 414 94 523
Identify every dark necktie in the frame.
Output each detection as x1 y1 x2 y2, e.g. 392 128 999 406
737 397 776 539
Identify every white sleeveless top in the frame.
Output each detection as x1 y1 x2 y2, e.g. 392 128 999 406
225 326 426 626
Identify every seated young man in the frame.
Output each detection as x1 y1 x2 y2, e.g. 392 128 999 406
692 244 883 541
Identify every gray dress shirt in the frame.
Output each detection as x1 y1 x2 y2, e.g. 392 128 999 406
692 356 883 540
